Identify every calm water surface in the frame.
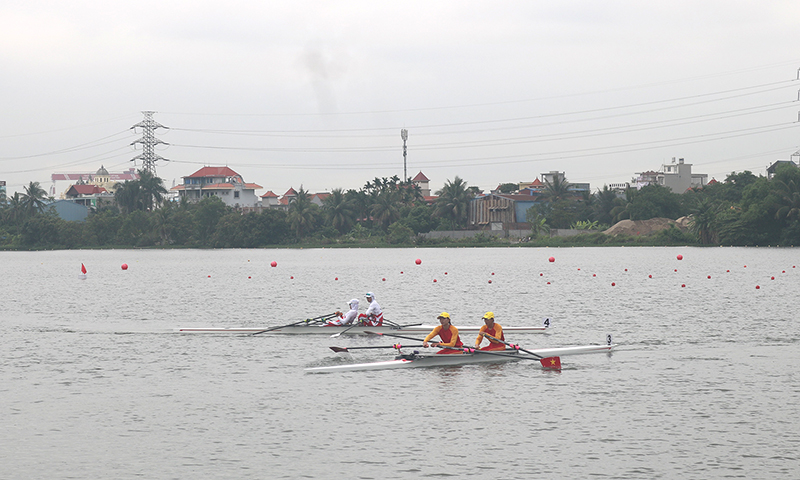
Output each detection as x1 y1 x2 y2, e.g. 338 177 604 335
1 247 798 479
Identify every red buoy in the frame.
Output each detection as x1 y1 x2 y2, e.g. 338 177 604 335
611 282 615 286
121 263 128 270
677 254 683 260
756 285 760 289
681 284 686 288
488 280 492 284
548 256 555 263
270 261 277 267
415 259 422 265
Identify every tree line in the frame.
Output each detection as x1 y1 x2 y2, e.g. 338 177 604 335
1 165 799 249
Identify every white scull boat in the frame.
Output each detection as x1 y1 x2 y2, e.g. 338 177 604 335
305 343 615 373
174 323 550 335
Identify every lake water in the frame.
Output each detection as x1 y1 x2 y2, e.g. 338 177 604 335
1 247 798 479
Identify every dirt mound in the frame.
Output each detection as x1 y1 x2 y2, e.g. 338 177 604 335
603 217 690 236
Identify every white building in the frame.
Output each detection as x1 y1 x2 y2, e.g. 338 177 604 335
635 158 707 193
171 166 262 208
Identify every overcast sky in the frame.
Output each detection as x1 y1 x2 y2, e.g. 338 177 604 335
2 1 799 198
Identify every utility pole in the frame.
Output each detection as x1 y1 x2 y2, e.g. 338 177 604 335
131 111 169 176
401 129 408 181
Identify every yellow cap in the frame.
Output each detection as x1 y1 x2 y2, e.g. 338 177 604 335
437 312 450 319
483 312 494 320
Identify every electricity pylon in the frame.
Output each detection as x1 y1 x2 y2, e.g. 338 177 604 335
131 111 169 176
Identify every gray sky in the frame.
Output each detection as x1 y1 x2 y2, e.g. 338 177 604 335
2 1 799 197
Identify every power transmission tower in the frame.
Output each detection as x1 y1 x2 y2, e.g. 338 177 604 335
131 111 169 176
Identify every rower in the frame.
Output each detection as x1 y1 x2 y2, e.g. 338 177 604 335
422 312 463 354
324 299 359 326
475 312 505 351
358 292 384 326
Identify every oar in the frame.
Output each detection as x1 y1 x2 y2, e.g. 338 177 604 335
251 313 337 335
330 343 424 353
365 330 467 352
460 347 543 361
330 322 358 338
365 331 428 343
479 332 561 369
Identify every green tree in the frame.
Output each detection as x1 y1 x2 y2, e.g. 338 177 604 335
688 197 721 245
22 181 49 218
371 189 402 230
114 180 142 214
434 176 471 228
593 186 623 225
194 196 229 245
137 169 168 211
287 188 319 239
323 188 356 234
541 175 572 203
497 183 518 194
526 206 550 237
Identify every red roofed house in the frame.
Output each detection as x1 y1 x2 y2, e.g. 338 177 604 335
260 190 280 207
64 184 114 209
171 166 262 208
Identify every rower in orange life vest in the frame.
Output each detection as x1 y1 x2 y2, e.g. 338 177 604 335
422 312 463 354
475 311 505 351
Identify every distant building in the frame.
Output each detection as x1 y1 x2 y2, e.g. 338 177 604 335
310 192 330 207
411 172 431 197
260 190 280 207
469 193 541 230
766 160 798 179
63 184 115 210
52 166 139 197
45 199 90 222
170 166 262 208
635 158 707 193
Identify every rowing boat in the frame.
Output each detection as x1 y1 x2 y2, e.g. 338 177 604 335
304 343 614 373
174 324 549 335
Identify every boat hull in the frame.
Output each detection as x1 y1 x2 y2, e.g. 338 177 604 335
174 325 549 335
305 344 615 373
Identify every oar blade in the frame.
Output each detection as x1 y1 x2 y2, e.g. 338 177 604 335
540 356 561 370
330 346 349 353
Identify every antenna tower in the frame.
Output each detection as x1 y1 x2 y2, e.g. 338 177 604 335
401 129 408 181
131 111 169 175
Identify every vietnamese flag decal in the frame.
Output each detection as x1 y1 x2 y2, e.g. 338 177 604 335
81 263 87 274
540 356 561 370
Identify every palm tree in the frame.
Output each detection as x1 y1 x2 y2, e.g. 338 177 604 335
371 189 401 230
689 197 721 245
114 181 142 214
773 177 800 223
287 188 318 238
594 185 623 225
434 176 472 228
4 192 25 225
21 181 48 217
136 169 167 211
323 188 356 234
541 175 572 203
